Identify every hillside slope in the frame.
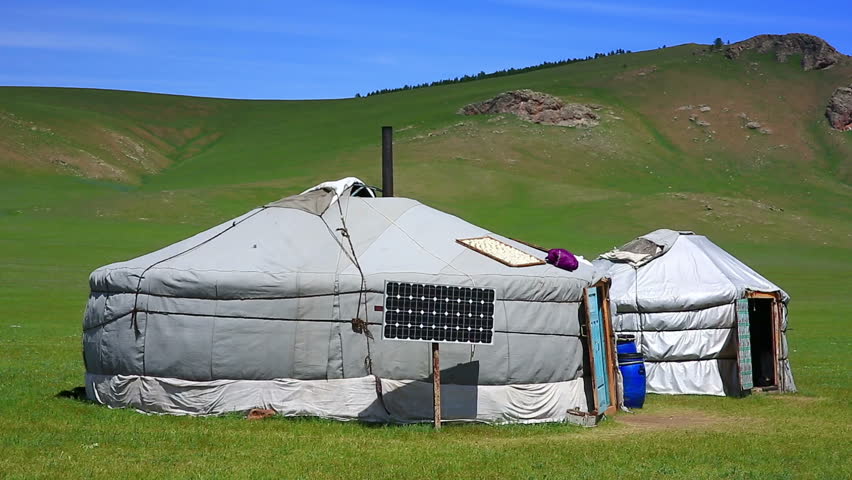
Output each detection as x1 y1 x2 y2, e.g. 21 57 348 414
2 40 850 248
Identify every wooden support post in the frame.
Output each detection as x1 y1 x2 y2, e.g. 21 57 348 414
599 282 618 416
432 342 441 430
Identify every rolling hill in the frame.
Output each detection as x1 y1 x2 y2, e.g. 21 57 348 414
2 39 851 245
1 34 851 479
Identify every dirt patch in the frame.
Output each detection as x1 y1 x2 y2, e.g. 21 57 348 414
247 408 277 420
178 131 225 160
128 125 177 153
616 410 730 431
615 410 750 431
102 129 171 174
765 394 825 405
615 65 658 80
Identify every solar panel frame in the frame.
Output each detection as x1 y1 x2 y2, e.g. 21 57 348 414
381 281 497 345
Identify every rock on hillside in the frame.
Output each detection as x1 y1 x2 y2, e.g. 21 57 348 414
458 89 599 127
826 85 852 131
725 34 846 71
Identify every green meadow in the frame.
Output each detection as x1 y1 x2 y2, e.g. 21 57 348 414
1 44 850 478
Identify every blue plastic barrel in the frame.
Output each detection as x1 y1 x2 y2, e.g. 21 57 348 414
616 335 637 355
618 352 647 408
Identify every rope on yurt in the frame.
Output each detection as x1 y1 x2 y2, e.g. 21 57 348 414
333 199 391 415
334 200 373 369
129 207 268 334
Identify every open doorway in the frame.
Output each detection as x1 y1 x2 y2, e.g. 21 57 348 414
747 297 778 389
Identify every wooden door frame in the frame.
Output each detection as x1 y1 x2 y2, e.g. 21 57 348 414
583 279 618 416
745 290 783 390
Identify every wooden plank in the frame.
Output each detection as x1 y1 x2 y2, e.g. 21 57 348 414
581 287 601 414
456 236 545 267
598 281 618 412
772 299 783 389
736 298 754 392
432 342 441 430
566 409 604 427
745 292 784 391
585 283 614 413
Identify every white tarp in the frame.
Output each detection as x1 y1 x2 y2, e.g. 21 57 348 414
300 176 374 200
86 373 589 424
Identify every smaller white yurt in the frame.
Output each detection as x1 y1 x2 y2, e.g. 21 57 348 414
594 229 795 396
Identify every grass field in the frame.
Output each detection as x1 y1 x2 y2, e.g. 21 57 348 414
1 43 851 479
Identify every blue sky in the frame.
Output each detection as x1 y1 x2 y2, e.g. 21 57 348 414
1 1 849 99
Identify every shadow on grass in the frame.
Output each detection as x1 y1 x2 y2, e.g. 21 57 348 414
56 386 89 402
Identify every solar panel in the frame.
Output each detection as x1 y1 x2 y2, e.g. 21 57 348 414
382 281 496 345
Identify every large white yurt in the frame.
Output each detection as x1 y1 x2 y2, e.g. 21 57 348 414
83 179 616 423
594 229 796 396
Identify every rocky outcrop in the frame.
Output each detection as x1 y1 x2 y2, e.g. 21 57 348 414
458 89 599 127
826 85 852 131
725 34 846 71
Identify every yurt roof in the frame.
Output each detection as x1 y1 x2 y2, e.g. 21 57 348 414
90 179 599 303
595 229 788 313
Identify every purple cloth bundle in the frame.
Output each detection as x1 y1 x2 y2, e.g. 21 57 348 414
546 248 579 271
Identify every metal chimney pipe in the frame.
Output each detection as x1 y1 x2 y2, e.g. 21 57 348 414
381 126 393 197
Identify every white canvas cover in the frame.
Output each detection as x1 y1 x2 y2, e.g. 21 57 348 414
83 180 606 423
594 229 796 396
